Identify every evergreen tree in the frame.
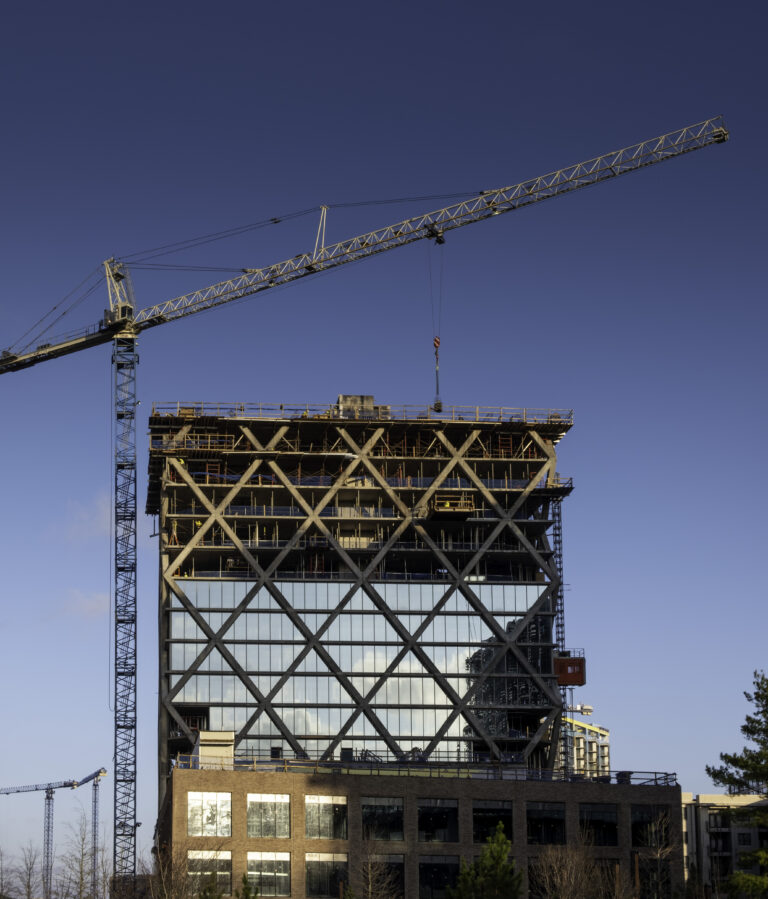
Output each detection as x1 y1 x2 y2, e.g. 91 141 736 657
447 822 522 899
235 873 259 899
706 670 768 896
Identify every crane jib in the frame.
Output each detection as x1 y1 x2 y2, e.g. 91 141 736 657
1 114 728 371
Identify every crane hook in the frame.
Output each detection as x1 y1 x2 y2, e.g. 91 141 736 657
433 336 442 413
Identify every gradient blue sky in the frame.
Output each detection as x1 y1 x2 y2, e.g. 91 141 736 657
0 0 765 863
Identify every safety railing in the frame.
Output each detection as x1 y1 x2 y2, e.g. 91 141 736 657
151 401 574 425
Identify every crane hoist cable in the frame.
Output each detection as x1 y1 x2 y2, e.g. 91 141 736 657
427 241 445 411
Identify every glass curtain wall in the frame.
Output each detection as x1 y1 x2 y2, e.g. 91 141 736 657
166 580 549 760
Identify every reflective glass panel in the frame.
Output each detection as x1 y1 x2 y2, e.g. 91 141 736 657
247 794 290 838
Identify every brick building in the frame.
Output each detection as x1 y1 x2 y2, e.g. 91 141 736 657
147 397 679 897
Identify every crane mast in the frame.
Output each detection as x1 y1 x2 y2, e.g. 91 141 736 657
0 116 729 889
104 262 140 886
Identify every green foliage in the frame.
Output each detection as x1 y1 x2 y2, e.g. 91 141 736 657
706 670 768 896
235 873 259 899
197 878 225 899
447 822 523 899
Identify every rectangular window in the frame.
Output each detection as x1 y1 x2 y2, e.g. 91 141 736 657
708 811 731 829
633 853 672 899
418 799 459 843
187 792 232 837
473 800 513 843
188 851 231 894
362 854 404 896
579 803 618 847
361 797 404 841
247 793 290 838
418 856 460 899
527 802 565 845
305 795 348 840
710 833 732 853
247 852 290 897
527 859 544 899
737 832 752 846
631 804 670 848
306 853 348 898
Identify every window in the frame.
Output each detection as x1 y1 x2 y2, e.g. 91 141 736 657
579 803 618 847
418 799 459 843
631 804 669 848
473 800 513 843
306 853 348 898
527 802 565 845
708 810 731 829
527 859 545 899
737 832 752 846
247 852 290 897
710 833 732 853
362 854 404 897
187 792 231 837
633 853 672 899
710 855 732 880
247 793 290 838
418 856 459 899
188 851 231 894
305 795 347 839
361 797 404 841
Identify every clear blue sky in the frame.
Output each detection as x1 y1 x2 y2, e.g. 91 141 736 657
0 0 765 863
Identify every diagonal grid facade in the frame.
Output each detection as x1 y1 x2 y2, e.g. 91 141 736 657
146 398 574 801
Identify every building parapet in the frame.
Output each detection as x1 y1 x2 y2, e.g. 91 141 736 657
173 754 676 786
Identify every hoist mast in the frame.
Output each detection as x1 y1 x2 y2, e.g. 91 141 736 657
0 116 729 888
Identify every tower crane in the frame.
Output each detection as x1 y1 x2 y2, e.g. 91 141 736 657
77 768 108 899
0 116 729 887
0 769 107 899
1 777 77 899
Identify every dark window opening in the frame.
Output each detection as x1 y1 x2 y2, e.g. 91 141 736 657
527 801 565 845
631 805 670 849
418 800 459 843
473 801 513 843
361 797 404 841
418 857 459 899
580 803 618 847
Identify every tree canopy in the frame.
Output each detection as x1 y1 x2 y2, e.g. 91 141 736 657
447 822 522 899
706 669 768 895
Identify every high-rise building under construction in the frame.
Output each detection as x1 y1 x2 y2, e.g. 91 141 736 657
147 396 689 899
147 395 582 798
